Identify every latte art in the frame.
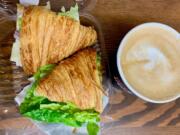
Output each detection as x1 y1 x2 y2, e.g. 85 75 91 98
120 24 180 101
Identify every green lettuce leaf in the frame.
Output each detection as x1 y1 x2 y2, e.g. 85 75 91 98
20 64 55 113
19 64 100 135
24 109 82 127
33 64 56 82
96 53 103 83
59 4 79 21
24 106 99 127
87 122 100 135
17 17 22 31
40 102 77 111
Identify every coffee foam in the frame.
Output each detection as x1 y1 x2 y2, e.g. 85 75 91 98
120 25 180 101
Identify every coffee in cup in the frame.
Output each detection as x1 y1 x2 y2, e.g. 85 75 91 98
117 23 180 103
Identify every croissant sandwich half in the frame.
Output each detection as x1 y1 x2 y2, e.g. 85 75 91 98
11 4 97 75
19 48 103 135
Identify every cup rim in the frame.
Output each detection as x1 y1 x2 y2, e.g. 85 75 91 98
116 22 180 103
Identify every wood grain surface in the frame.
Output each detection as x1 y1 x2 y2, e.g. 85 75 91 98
91 0 180 134
0 0 180 135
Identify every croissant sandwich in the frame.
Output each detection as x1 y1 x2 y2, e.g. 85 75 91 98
11 4 97 75
19 48 103 135
13 4 106 135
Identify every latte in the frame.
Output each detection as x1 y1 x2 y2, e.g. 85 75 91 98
118 23 180 101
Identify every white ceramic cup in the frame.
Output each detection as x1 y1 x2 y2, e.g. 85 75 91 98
117 22 180 103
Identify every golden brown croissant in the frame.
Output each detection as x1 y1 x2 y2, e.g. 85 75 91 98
20 5 97 75
35 48 103 113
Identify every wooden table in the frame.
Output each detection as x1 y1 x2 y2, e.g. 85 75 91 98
0 0 180 135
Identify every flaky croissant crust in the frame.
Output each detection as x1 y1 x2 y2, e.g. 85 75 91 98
20 5 97 74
